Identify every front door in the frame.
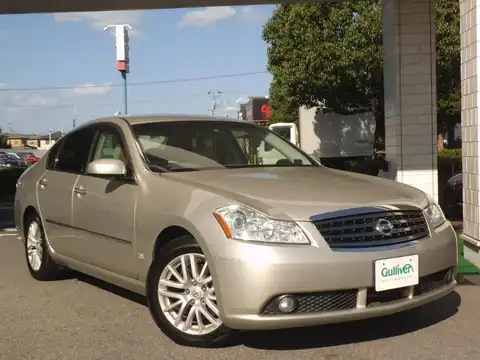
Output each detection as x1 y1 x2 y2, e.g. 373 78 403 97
72 125 137 278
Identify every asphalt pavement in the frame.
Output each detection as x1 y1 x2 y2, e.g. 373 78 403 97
1 211 480 360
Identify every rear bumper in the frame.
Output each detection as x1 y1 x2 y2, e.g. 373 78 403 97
211 221 458 330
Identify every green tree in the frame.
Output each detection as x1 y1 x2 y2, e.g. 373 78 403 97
263 0 460 148
436 0 460 143
0 127 9 148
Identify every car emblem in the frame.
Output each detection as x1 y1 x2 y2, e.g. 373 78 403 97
375 219 394 235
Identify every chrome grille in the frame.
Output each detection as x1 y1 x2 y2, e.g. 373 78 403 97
313 210 429 249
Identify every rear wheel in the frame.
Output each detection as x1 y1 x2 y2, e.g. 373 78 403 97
24 212 62 281
146 235 234 347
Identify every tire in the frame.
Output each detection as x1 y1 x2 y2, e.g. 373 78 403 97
24 211 62 281
146 235 234 348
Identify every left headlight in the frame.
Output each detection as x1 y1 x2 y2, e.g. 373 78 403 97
423 197 446 229
213 204 310 244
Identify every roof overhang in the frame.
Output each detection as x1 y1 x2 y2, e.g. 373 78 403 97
2 0 295 15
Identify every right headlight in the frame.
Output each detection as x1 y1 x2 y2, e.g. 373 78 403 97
213 204 310 245
423 197 446 229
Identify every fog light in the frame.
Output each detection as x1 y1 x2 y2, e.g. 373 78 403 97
277 295 297 313
444 268 455 283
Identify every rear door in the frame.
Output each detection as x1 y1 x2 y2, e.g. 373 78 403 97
37 127 96 256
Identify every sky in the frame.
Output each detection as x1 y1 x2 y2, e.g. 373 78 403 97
0 5 276 134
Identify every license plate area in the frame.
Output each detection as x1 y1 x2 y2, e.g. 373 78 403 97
374 255 419 292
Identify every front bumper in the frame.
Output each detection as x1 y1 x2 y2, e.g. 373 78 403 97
211 221 458 330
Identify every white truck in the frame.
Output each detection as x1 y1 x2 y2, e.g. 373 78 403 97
257 106 376 164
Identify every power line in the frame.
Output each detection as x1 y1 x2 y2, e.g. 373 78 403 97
0 91 250 109
0 71 269 93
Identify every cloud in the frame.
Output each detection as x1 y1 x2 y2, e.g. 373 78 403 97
178 7 236 28
54 11 143 35
11 93 58 107
241 6 272 24
1 83 112 115
68 83 112 97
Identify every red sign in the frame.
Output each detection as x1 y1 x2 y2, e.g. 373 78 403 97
261 104 271 119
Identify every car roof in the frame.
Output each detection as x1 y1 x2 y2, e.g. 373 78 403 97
89 114 248 126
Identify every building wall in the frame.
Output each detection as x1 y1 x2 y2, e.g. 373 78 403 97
382 0 438 200
7 139 23 148
459 0 480 266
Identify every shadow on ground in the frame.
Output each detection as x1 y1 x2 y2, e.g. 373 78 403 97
0 206 15 230
74 269 461 350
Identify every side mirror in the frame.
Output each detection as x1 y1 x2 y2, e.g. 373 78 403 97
87 159 127 177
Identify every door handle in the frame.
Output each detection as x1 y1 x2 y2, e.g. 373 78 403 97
39 179 48 187
74 187 87 196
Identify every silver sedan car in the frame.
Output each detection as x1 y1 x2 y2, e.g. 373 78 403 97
14 115 458 347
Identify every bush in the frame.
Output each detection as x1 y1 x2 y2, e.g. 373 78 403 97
0 167 26 199
439 148 462 158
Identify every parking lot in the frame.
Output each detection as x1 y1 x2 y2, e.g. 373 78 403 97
1 219 480 360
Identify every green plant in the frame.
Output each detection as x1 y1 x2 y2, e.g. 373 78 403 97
439 148 461 157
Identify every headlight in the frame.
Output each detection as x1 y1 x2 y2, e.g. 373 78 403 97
213 204 310 244
423 198 446 229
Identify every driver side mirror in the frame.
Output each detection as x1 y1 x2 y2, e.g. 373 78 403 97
87 158 127 177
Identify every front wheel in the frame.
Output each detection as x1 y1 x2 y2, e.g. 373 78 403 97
146 235 234 347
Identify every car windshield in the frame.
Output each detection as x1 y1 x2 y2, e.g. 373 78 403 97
132 120 317 172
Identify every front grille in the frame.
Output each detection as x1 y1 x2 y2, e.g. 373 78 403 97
414 267 454 296
367 267 455 307
260 290 357 315
259 267 455 316
313 210 429 249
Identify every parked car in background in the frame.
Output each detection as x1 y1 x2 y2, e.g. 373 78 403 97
442 173 462 219
0 152 23 167
16 152 40 165
7 152 29 166
0 157 6 168
15 115 458 347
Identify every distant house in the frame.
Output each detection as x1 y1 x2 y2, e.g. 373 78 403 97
5 132 63 149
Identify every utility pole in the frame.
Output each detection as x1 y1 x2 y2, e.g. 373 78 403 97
104 24 132 116
208 90 222 116
72 106 78 129
223 100 228 117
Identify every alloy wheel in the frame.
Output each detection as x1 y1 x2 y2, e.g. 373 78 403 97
157 253 221 336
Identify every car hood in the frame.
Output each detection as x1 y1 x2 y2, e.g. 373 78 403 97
163 166 428 221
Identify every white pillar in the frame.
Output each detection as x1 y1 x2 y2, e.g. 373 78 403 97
460 0 480 265
382 0 438 201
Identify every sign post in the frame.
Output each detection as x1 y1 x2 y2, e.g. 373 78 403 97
104 24 132 116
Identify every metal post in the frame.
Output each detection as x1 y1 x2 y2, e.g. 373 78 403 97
122 71 128 115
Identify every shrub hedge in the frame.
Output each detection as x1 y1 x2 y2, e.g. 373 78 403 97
0 167 26 199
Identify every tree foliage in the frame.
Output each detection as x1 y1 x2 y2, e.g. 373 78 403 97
263 0 460 144
436 0 460 137
0 127 9 148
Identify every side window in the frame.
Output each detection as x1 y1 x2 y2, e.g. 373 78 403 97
46 139 64 170
55 127 96 174
91 129 127 164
